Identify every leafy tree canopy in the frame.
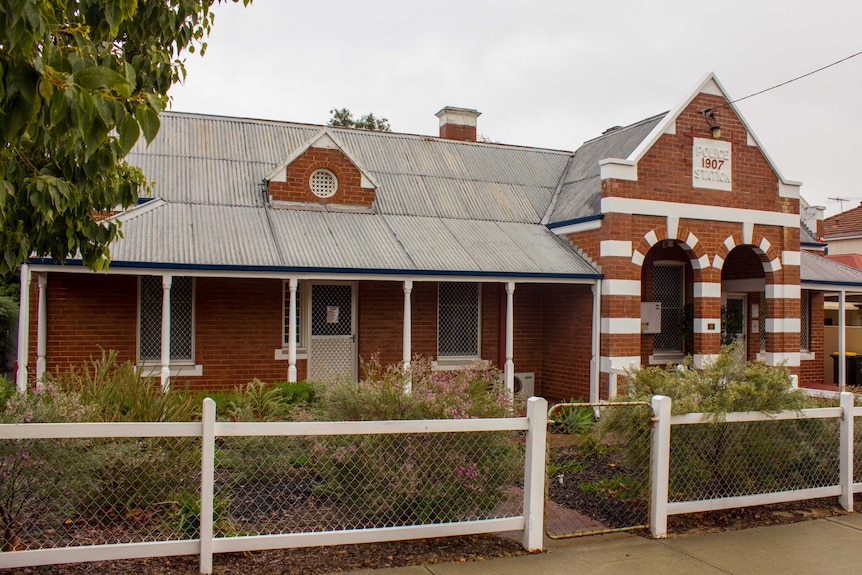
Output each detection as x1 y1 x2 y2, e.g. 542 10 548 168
0 0 250 274
327 107 390 132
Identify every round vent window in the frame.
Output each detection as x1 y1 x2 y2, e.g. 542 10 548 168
309 169 338 198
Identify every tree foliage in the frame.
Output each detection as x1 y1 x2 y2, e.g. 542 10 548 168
327 107 391 132
0 0 250 274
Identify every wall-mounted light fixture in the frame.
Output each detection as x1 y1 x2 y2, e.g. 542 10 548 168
703 109 721 139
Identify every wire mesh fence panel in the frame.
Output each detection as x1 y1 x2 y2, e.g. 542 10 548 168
545 403 652 538
0 436 201 551
214 430 525 537
669 417 840 503
854 414 862 486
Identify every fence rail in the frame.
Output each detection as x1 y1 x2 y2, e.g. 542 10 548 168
0 397 548 573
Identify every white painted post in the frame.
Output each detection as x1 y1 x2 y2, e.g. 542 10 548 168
287 278 298 383
35 273 47 384
590 280 601 404
200 398 216 574
839 290 847 392
839 391 855 512
790 374 799 389
504 281 515 395
403 279 413 392
160 275 172 392
522 396 547 551
15 264 31 393
650 395 672 538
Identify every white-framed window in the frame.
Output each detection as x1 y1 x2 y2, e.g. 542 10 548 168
438 282 481 359
653 262 685 354
138 276 194 362
800 289 810 351
282 280 306 349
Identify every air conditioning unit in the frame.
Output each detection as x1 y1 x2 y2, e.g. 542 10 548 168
513 372 535 397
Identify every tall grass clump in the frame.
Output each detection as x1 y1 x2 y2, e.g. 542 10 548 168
47 349 197 422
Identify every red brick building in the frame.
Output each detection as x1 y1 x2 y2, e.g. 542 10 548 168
17 74 862 398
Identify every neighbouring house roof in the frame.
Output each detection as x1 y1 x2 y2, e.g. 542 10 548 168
824 203 862 239
801 251 862 289
825 254 862 270
96 112 601 279
546 113 666 225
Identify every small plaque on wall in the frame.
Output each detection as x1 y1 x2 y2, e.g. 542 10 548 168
692 137 732 191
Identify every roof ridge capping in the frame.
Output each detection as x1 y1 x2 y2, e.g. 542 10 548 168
597 72 802 198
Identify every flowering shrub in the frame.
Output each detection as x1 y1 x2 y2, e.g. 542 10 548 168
316 355 515 421
311 356 522 525
0 386 97 550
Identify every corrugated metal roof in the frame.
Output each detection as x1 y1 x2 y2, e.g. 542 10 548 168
547 114 665 224
801 251 862 287
106 201 599 277
128 112 569 224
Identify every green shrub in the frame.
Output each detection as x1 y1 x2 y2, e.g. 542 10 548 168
273 380 316 406
600 343 832 500
0 375 13 412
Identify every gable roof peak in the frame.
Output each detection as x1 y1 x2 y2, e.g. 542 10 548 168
265 127 380 189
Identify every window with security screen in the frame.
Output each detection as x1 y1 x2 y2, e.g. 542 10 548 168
653 264 684 354
139 276 194 361
282 281 303 348
438 282 480 358
759 292 766 352
800 290 810 351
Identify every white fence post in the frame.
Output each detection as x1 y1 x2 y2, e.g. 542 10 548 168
522 396 547 551
200 398 216 574
650 395 671 538
839 391 855 512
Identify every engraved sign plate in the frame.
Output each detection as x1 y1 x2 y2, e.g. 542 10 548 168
692 137 731 191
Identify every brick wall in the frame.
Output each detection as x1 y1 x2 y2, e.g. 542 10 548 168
268 147 375 206
539 284 595 403
32 273 138 379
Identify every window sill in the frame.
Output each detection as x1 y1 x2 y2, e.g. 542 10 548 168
432 358 489 371
274 349 308 361
648 354 685 366
800 351 815 361
139 363 203 377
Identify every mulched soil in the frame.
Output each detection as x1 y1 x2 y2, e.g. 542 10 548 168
4 534 527 574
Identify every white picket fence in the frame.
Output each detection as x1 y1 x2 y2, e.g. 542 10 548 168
0 397 548 573
649 391 862 537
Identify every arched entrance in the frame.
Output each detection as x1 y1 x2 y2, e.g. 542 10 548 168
641 240 695 365
721 246 767 361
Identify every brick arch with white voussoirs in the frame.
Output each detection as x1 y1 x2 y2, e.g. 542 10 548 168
714 232 785 362
630 224 711 364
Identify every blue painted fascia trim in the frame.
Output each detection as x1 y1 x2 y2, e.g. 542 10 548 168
801 279 862 288
545 214 603 230
27 258 604 281
801 242 827 248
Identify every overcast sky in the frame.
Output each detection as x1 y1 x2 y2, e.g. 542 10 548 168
168 0 862 217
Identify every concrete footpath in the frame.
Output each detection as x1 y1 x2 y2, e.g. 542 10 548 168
342 514 862 575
